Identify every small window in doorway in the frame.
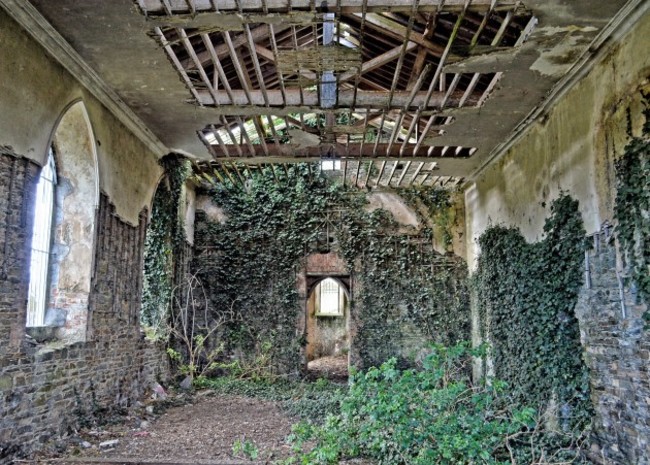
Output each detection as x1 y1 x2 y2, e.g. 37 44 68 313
316 278 344 316
27 148 57 327
321 159 341 171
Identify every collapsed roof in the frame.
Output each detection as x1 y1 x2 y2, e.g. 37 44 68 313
20 0 630 186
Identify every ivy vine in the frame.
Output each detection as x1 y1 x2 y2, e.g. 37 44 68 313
399 186 456 248
141 154 191 329
614 110 649 311
474 195 592 430
193 164 470 373
335 203 469 368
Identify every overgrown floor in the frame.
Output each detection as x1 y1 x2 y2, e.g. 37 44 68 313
35 391 294 464
30 358 353 464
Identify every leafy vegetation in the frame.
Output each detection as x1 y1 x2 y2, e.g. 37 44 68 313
141 154 191 330
204 376 343 423
193 163 469 373
473 195 592 429
232 438 260 460
614 111 649 315
280 343 588 465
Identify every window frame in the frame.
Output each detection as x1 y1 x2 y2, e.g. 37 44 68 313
315 277 345 317
26 147 57 327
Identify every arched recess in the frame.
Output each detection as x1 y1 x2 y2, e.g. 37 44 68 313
27 100 99 344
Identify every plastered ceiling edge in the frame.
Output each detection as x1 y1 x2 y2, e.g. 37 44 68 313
0 0 169 159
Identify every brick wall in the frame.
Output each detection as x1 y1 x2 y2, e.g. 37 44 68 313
0 150 168 463
576 227 650 464
0 146 38 354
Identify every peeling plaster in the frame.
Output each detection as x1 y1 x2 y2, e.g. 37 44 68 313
530 34 590 77
366 192 420 229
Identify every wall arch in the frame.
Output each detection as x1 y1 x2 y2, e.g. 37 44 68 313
28 100 99 343
307 275 351 298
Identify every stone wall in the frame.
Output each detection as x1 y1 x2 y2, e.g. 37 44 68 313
0 150 168 462
576 227 649 464
0 147 39 355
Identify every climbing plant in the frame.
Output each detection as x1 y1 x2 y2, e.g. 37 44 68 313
335 206 469 367
614 111 650 309
193 164 469 374
194 164 346 375
474 195 592 430
141 154 191 331
399 186 457 249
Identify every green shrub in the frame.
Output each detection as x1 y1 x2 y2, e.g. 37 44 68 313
281 343 587 465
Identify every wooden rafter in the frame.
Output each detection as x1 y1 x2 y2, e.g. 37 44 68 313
139 0 519 14
148 0 534 172
338 42 417 83
350 12 447 55
199 143 475 158
195 89 475 108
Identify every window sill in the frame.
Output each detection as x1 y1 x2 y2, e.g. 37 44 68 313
26 326 58 344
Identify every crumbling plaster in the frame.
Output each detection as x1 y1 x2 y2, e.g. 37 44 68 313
366 192 420 230
0 8 161 226
464 11 650 270
47 102 97 343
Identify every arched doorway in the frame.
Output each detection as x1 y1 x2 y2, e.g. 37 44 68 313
305 276 351 381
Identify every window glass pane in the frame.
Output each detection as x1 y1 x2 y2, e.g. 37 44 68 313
27 149 56 327
319 278 342 315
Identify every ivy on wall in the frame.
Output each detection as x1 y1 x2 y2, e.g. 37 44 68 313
193 164 469 373
335 206 469 368
194 165 346 374
399 186 455 248
141 154 191 329
614 111 649 309
474 195 592 429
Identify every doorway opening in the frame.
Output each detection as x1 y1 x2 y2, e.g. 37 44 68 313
306 276 350 382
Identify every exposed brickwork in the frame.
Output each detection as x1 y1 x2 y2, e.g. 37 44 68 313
0 150 168 463
576 227 650 465
305 252 348 276
0 146 38 354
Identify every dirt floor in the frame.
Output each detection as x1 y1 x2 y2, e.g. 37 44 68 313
27 356 352 465
307 355 349 381
30 392 293 464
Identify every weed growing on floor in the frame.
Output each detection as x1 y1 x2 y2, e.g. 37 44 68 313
204 376 343 424
232 438 260 460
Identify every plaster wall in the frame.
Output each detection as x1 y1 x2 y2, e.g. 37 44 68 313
464 12 650 269
0 8 161 226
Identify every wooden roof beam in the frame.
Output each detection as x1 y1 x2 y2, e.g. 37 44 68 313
194 88 476 108
338 42 417 83
351 12 447 55
253 44 318 82
180 23 293 69
200 143 475 158
139 0 518 14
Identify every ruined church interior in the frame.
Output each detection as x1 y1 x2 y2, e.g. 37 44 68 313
0 0 648 463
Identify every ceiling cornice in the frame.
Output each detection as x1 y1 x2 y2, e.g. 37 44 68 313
0 0 169 158
466 0 649 186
